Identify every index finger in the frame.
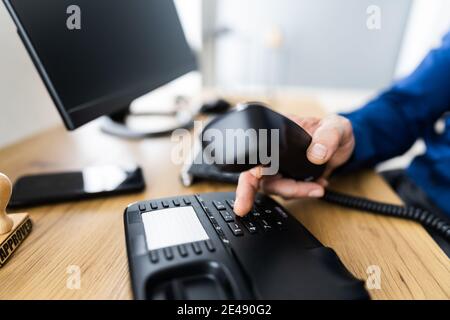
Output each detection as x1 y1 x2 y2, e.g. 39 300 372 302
234 167 262 217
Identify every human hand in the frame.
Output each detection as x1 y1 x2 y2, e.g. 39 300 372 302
233 114 355 216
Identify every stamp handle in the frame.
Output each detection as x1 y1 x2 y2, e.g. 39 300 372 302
0 173 14 234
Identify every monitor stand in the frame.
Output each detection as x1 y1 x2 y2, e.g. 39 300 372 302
100 104 195 139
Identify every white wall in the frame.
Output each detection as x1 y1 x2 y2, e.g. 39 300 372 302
0 4 59 148
175 0 202 51
211 0 412 91
395 0 450 78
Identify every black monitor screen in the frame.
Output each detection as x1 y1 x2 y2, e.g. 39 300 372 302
5 0 196 129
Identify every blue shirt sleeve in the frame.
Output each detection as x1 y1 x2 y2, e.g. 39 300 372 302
340 31 450 171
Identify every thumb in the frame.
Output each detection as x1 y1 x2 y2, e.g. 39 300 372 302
307 116 345 165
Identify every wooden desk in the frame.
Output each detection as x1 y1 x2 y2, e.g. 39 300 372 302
0 94 448 300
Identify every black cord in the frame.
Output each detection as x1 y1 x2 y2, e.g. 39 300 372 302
322 189 450 241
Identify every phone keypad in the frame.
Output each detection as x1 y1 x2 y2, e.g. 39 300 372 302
197 194 288 241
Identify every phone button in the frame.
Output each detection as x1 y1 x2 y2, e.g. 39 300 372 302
226 199 235 208
205 240 215 252
192 242 202 255
178 244 188 257
163 247 174 260
150 202 158 210
243 220 258 234
162 201 170 208
227 222 244 236
220 210 234 222
260 219 273 232
213 200 226 210
275 206 288 218
149 250 159 263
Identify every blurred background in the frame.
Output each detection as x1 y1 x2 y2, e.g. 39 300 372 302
1 0 449 169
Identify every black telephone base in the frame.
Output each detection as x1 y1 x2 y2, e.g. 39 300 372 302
124 192 370 300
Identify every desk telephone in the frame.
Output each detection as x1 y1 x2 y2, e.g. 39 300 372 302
124 103 449 300
124 192 369 299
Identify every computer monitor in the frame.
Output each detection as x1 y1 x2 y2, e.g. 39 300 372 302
4 0 197 137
